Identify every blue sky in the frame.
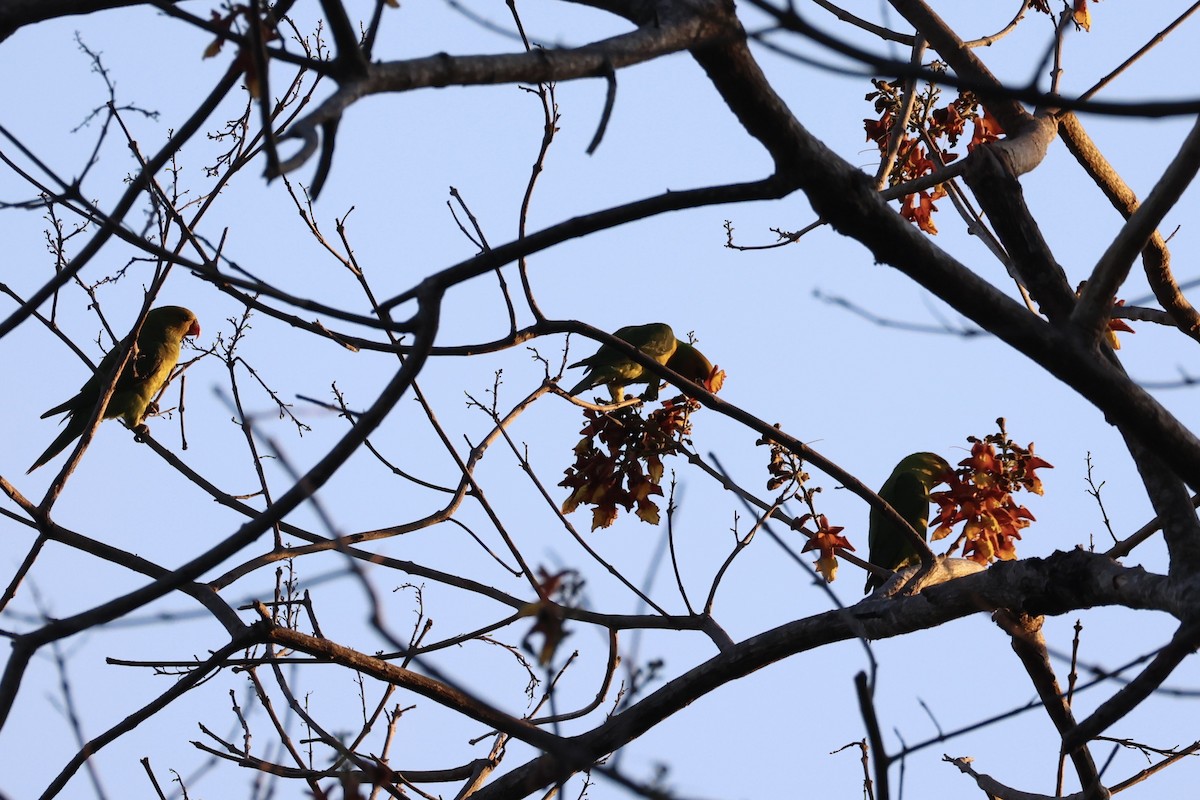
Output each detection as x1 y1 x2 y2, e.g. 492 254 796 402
2 2 1200 798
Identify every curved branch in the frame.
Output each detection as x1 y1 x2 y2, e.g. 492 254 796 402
379 178 788 313
813 0 1031 49
812 0 914 44
681 32 1200 489
528 628 620 725
0 0 180 41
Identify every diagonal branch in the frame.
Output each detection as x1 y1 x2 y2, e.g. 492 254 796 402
265 622 580 759
963 136 1076 321
884 0 1075 319
745 0 1200 120
682 27 1200 489
0 68 241 340
1066 113 1200 342
39 628 265 799
994 612 1107 799
691 40 1200 488
379 178 787 313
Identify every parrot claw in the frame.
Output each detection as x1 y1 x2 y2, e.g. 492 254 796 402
133 423 151 442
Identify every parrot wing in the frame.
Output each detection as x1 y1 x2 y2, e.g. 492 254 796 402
619 323 676 364
566 323 677 400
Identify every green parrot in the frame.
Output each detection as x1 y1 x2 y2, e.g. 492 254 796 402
566 323 678 402
863 451 951 593
28 306 201 473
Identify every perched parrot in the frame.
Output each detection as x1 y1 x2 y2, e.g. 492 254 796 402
863 451 951 593
28 306 201 473
566 323 678 402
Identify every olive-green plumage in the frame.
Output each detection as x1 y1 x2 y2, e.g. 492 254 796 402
863 452 950 593
566 323 678 402
28 306 201 473
566 325 717 402
664 341 714 386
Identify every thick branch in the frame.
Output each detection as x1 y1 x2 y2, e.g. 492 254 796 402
964 139 1076 321
473 550 1170 798
994 612 1107 799
882 2 1076 320
0 0 180 40
696 38 1200 486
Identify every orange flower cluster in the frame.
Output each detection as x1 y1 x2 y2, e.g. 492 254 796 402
700 364 727 395
755 436 853 581
930 432 1052 564
559 397 700 531
799 514 854 583
758 425 808 492
520 568 580 666
864 81 1005 234
1030 0 1095 31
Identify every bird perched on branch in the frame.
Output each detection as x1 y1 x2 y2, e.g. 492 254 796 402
29 306 201 473
566 323 717 402
566 323 677 403
864 451 950 593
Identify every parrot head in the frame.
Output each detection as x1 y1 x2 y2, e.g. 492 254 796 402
665 342 712 383
896 452 951 488
149 306 201 341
